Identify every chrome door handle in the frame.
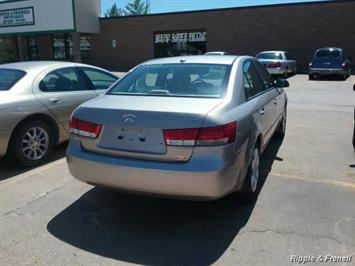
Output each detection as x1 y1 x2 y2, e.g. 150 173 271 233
48 98 61 104
260 108 265 115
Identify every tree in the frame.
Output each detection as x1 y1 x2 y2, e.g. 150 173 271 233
104 0 150 17
104 3 124 17
125 0 150 15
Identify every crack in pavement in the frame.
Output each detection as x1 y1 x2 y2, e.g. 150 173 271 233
0 182 69 220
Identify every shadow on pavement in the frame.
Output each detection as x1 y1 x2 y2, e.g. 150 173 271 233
0 142 67 182
47 138 283 265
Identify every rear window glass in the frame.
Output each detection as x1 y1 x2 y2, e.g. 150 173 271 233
315 49 341 58
108 64 231 98
0 69 26 91
256 52 283 60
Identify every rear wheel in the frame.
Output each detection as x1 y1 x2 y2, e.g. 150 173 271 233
241 146 260 203
9 120 54 167
309 74 314 80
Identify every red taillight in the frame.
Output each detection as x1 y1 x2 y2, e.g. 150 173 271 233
268 62 281 68
163 122 237 146
197 122 236 146
163 128 199 146
69 117 102 138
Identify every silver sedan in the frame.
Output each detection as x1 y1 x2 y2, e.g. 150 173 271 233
67 55 288 201
0 61 118 166
256 51 297 77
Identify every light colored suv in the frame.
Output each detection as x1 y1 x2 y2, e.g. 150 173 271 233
0 61 118 166
256 51 297 77
67 55 288 201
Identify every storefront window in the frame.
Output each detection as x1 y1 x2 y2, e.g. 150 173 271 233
0 37 18 63
53 34 73 60
80 35 91 60
154 30 206 58
26 36 40 60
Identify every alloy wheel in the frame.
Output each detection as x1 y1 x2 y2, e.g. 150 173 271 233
21 127 49 161
250 148 260 192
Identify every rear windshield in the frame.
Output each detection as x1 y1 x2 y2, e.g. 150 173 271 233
0 69 26 91
108 64 231 98
315 49 341 58
256 52 283 60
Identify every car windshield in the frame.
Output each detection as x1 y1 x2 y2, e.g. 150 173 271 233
315 49 341 58
108 63 231 98
256 52 283 60
0 69 26 91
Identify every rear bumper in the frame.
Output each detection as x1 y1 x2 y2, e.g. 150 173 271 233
66 138 246 200
266 67 286 75
309 68 345 75
0 130 11 157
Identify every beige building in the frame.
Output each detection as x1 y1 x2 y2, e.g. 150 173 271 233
0 0 100 63
0 0 354 73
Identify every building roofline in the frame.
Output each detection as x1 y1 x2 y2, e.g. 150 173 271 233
99 0 348 20
0 0 29 5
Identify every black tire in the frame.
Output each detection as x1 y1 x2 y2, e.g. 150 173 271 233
275 106 287 139
309 74 314 80
241 146 260 203
9 120 55 167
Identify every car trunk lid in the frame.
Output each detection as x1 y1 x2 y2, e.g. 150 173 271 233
257 59 282 68
75 95 223 161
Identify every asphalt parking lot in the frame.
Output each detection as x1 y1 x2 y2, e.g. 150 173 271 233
0 75 354 266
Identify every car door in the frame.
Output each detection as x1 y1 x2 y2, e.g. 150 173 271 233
243 60 276 144
78 67 118 96
33 67 97 132
254 60 284 132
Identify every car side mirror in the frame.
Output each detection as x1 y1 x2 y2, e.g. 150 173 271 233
274 78 289 88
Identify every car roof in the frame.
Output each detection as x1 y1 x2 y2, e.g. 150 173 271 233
142 55 239 65
205 51 227 55
258 51 286 54
316 47 342 51
0 61 100 74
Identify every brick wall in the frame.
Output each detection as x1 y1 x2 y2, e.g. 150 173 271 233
88 1 355 73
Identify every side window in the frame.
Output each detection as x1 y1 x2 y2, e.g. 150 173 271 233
253 61 272 90
81 68 118 90
243 61 263 100
40 67 88 92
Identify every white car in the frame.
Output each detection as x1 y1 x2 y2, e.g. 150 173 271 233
205 51 228 56
256 51 297 77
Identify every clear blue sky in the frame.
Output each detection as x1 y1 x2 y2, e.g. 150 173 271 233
101 0 328 16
